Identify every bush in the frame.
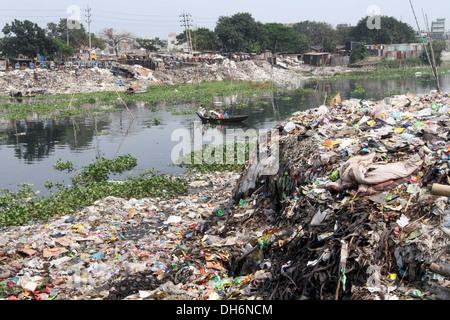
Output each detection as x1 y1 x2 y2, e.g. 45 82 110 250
350 44 369 64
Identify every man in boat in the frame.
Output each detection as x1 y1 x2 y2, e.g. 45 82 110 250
126 87 135 94
198 105 207 116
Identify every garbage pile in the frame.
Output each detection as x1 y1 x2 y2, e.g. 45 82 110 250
0 171 280 300
0 91 449 301
232 90 450 300
0 66 159 97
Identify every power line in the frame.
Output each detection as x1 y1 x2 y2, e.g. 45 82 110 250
0 15 66 18
0 8 217 39
0 9 66 12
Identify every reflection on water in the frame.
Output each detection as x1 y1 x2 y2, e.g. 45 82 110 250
0 74 448 192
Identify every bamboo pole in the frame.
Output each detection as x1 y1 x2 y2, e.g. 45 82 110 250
422 12 441 93
114 88 134 120
408 1 440 92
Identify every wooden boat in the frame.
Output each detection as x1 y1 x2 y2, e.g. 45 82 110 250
196 112 249 123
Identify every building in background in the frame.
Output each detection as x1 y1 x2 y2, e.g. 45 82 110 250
167 33 189 53
431 18 446 40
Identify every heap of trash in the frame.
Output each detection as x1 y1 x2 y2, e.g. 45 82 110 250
0 65 159 97
0 90 449 300
233 90 450 300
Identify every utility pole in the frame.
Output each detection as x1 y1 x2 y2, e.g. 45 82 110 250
86 6 92 61
180 11 193 55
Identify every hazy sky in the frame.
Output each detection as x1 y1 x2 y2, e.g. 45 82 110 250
0 0 448 39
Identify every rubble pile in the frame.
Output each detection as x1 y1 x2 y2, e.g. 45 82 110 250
233 90 450 300
152 59 306 86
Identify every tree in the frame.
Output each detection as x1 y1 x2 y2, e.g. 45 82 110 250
47 19 105 51
134 38 165 54
420 39 446 66
100 28 134 57
1 19 59 58
177 28 218 52
322 37 338 52
292 34 311 54
261 23 298 54
214 12 264 53
292 20 341 52
53 38 75 58
350 16 417 44
335 26 355 45
292 21 336 47
350 44 369 64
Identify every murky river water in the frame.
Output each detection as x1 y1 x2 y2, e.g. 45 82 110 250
0 73 448 193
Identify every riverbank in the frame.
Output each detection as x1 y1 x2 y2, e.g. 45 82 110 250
1 90 449 301
0 59 305 97
2 57 448 99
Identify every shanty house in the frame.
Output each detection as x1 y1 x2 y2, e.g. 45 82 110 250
302 52 329 66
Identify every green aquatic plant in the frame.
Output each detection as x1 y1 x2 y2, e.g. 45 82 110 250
72 154 137 184
146 117 163 127
175 141 254 173
0 155 187 226
53 159 74 172
351 84 366 99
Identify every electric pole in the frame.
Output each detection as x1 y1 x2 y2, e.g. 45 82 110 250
86 6 92 61
180 11 193 55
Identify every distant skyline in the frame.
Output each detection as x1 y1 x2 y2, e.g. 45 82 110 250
0 0 448 39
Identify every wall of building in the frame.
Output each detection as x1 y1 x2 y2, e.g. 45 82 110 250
167 34 189 53
366 43 424 60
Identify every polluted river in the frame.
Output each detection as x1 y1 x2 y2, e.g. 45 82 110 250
0 70 449 302
1 73 449 193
